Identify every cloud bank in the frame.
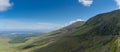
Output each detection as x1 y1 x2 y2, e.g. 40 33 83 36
78 0 93 6
0 0 13 12
115 0 120 9
0 19 61 32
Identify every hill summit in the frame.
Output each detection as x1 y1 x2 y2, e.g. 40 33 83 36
20 9 120 52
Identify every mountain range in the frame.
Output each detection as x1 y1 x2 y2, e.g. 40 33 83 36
16 9 120 52
0 9 120 52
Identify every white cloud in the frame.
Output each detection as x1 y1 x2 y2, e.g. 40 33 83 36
0 0 13 12
115 0 120 9
0 19 61 31
78 0 93 6
63 19 84 27
0 19 85 32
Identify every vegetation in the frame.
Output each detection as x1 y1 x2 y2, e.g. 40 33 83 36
28 9 120 52
8 33 43 44
8 36 29 43
0 9 120 52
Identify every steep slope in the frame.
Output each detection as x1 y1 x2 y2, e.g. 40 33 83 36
21 9 120 52
18 21 85 51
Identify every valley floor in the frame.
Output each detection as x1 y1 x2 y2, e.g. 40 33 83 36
0 37 28 52
0 37 17 52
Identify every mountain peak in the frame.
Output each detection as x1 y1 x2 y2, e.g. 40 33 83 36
16 9 120 52
83 9 120 35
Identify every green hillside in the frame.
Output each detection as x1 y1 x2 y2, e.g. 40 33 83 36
18 9 120 52
19 21 85 51
0 9 120 52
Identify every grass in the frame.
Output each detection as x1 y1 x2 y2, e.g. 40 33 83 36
0 37 37 52
0 37 18 52
0 34 54 52
117 37 120 52
0 10 120 52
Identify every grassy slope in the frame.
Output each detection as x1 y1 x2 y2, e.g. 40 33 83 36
0 37 21 52
0 36 43 52
14 21 85 52
0 33 45 52
0 10 120 52
23 10 120 52
117 37 120 52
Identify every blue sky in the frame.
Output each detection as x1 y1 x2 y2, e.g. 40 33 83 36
0 0 120 32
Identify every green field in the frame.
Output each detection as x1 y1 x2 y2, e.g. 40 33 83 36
0 37 19 52
0 37 34 52
0 35 54 52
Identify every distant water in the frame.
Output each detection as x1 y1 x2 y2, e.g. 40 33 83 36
0 31 45 36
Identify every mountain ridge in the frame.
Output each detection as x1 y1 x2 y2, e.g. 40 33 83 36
17 9 120 52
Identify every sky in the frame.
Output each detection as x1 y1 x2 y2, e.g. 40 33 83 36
0 0 120 32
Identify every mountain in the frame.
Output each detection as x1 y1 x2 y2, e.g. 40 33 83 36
18 10 120 52
18 21 85 51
